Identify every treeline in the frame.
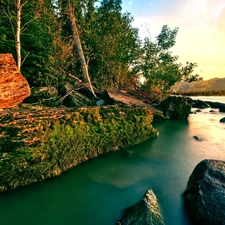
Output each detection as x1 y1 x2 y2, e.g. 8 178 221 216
176 90 225 96
0 0 201 103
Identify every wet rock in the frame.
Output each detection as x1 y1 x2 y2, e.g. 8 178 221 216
220 117 225 122
117 189 165 225
184 159 225 225
157 96 191 119
206 101 225 109
193 136 202 141
219 104 225 112
0 53 30 108
191 99 211 108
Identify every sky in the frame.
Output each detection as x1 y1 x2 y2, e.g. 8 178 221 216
121 0 225 80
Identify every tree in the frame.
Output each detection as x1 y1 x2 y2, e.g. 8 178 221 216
137 25 202 103
67 0 97 98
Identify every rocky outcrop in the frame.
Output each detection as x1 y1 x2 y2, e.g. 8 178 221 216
191 99 211 108
157 96 191 119
0 104 158 192
117 189 165 225
184 159 225 225
205 101 225 109
0 53 30 108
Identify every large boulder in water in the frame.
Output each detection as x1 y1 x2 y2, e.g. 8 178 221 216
191 99 211 108
219 104 225 112
157 96 191 119
183 159 225 225
117 189 165 225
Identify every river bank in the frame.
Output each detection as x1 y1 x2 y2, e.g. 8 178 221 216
0 103 159 192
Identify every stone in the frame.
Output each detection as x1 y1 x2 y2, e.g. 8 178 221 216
117 189 165 225
220 117 225 122
219 104 225 112
0 53 30 108
157 96 191 119
191 99 211 108
183 159 225 225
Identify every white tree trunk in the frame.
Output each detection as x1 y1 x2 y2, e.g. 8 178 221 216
16 0 21 70
68 3 97 98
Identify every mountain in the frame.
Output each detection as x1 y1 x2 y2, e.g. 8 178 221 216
171 77 225 92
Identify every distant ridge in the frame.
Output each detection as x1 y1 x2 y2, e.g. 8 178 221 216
172 77 225 92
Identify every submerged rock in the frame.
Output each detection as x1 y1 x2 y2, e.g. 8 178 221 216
117 189 165 225
184 159 225 225
157 96 191 119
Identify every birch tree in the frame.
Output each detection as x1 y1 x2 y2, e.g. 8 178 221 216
67 1 97 98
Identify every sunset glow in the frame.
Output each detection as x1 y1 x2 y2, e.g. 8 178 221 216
122 0 225 80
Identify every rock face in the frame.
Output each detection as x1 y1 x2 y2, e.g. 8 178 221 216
157 96 191 119
0 53 30 108
184 159 225 225
117 189 165 225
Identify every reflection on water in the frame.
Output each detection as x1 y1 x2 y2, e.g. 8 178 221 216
0 105 225 225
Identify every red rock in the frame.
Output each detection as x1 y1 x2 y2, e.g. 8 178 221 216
0 53 30 108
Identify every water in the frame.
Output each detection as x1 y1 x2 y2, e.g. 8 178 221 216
0 97 225 225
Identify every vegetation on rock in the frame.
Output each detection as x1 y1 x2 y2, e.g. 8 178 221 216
0 104 158 192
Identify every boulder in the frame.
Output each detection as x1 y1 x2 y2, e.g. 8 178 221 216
220 117 225 122
191 99 211 108
157 96 191 119
183 159 225 225
117 189 165 225
0 53 30 108
205 101 225 109
219 104 225 112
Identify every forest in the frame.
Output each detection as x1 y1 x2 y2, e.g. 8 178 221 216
0 0 201 104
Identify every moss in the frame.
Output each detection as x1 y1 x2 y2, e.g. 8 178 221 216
0 105 158 192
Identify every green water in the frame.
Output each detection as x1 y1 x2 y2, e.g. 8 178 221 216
1 105 225 225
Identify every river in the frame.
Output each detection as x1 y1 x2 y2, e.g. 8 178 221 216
0 97 225 225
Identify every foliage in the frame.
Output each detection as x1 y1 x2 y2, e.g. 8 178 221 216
136 25 202 103
0 0 201 103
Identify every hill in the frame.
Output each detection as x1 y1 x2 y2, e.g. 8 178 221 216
172 77 225 92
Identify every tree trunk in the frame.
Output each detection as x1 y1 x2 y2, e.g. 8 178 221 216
16 0 21 70
68 3 97 98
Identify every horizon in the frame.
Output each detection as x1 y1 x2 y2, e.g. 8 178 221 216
121 0 225 81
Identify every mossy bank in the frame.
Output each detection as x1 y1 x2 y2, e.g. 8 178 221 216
0 104 158 192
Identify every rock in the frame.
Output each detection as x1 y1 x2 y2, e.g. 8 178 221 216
219 104 225 112
157 96 191 119
206 101 225 109
209 109 216 113
0 53 30 108
220 117 225 122
25 86 58 105
117 189 165 225
191 99 211 108
60 82 92 107
0 104 158 192
183 159 225 225
193 136 202 141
